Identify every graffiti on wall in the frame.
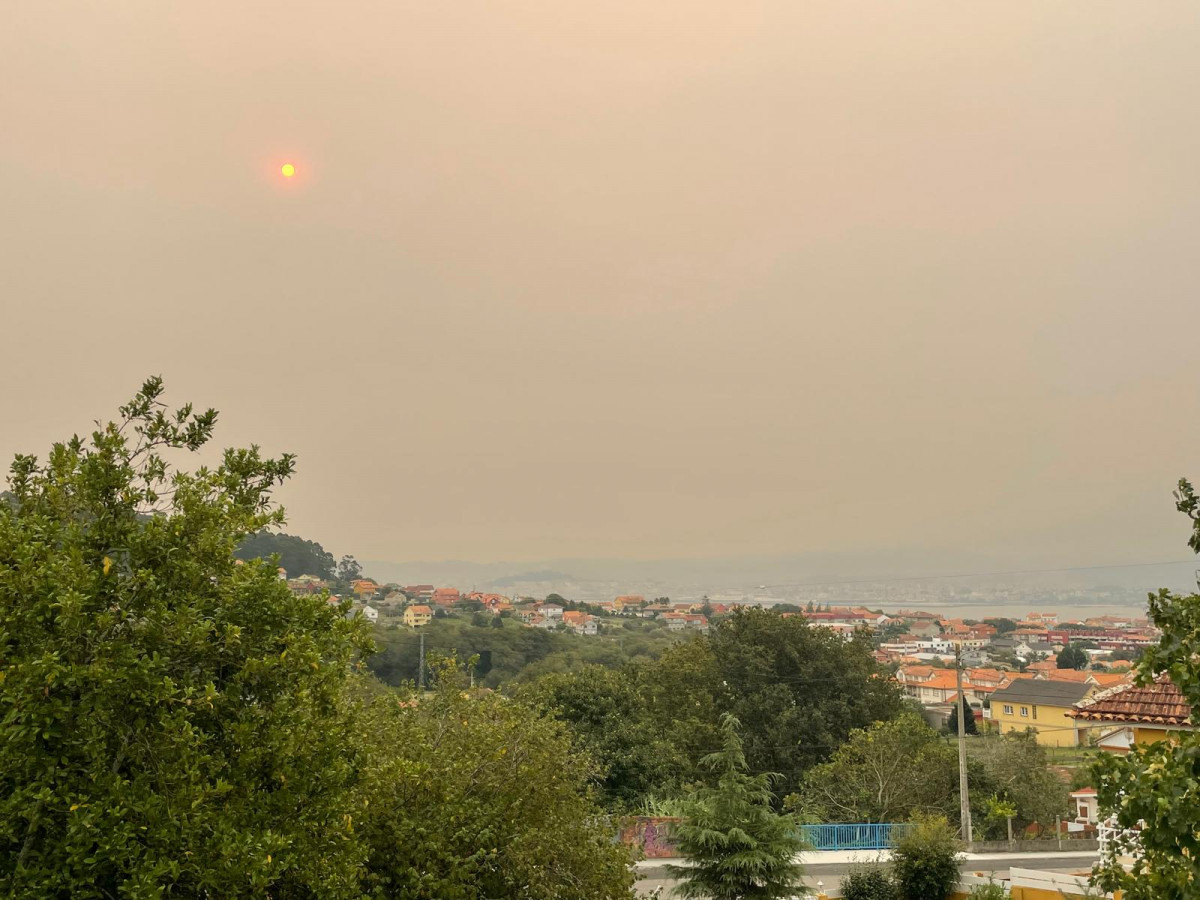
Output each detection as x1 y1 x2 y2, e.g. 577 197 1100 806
618 816 681 859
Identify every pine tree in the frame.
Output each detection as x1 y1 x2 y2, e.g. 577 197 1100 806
668 714 808 899
946 696 978 735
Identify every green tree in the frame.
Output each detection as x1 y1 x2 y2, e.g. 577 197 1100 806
972 731 1069 837
891 816 962 900
945 697 978 735
335 554 363 589
667 714 808 900
1092 479 1200 899
235 531 336 579
521 666 682 810
1056 644 1088 670
701 608 904 796
636 637 723 787
0 378 372 899
801 714 959 824
358 661 635 900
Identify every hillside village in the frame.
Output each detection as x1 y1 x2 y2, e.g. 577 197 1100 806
285 569 1161 754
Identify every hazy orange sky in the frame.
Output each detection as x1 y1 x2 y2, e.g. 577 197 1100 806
3 2 1199 567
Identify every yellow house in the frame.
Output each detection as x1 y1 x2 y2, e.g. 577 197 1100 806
403 604 433 627
988 679 1096 746
1069 675 1194 750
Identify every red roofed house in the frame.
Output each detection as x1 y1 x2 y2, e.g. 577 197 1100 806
562 611 598 635
1069 675 1195 752
432 588 461 607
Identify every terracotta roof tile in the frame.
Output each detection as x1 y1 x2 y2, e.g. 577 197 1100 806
1069 675 1194 726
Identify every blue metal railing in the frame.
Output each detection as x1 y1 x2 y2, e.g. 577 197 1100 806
798 823 913 851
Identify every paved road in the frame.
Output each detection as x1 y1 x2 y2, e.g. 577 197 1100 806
635 852 1098 897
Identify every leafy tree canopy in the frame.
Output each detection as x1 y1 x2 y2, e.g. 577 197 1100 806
801 714 959 824
970 732 1070 837
1093 479 1200 899
1056 644 1089 670
519 665 683 811
358 661 635 900
0 378 372 898
700 608 905 796
234 530 336 580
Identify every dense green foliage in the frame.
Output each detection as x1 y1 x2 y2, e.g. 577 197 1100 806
970 732 1070 838
645 610 904 798
798 718 1067 836
1092 480 1200 899
801 715 959 824
358 663 635 900
667 715 807 900
235 530 336 580
519 665 682 810
841 866 897 900
0 379 372 898
521 611 903 811
0 381 637 900
890 816 962 900
1056 644 1088 670
368 617 680 688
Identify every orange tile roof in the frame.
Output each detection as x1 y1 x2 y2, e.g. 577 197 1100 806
1069 675 1193 726
1090 672 1135 688
920 672 961 691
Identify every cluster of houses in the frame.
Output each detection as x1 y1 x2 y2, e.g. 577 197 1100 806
887 609 1160 752
282 575 715 636
877 609 1155 668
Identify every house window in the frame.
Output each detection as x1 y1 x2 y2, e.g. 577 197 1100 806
1003 704 1014 715
1020 706 1029 717
1032 705 1038 720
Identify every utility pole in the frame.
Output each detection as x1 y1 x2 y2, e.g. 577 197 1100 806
418 630 426 691
955 646 973 843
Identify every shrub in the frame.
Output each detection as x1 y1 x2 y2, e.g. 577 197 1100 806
891 816 964 900
842 864 897 900
966 879 1007 899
